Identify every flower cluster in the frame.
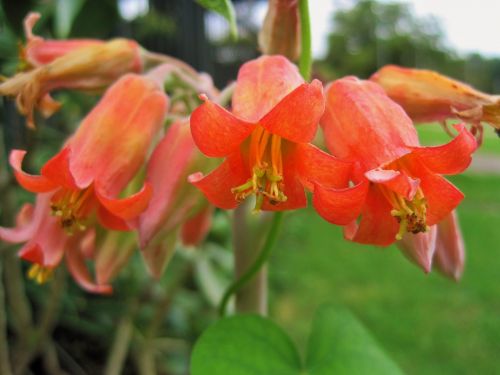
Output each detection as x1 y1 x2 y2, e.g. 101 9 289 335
0 12 485 293
189 57 477 279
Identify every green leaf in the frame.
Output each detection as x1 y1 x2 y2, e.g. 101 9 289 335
191 305 403 375
191 314 301 375
54 0 85 38
195 0 238 40
305 304 403 375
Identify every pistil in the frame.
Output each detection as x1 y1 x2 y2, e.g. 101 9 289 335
380 185 428 240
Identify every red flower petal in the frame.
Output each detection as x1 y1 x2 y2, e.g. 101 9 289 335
19 244 44 264
410 124 477 175
232 55 304 122
95 182 153 221
190 98 254 157
344 187 399 246
65 247 112 294
418 169 464 226
291 143 351 192
313 180 369 225
9 150 57 192
188 152 249 210
260 80 325 143
41 147 78 189
365 168 420 200
97 206 130 231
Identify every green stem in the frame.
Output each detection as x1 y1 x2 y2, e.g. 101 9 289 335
0 256 13 375
219 212 284 316
298 0 312 80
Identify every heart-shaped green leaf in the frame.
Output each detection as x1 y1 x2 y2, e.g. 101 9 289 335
191 314 301 375
305 304 403 375
191 304 403 375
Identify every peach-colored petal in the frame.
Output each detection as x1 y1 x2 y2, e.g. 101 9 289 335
232 55 304 122
322 77 419 169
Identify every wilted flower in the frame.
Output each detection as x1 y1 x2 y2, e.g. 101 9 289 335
138 120 213 278
189 55 351 213
316 77 476 246
20 12 103 68
0 13 143 127
371 65 500 142
9 73 168 233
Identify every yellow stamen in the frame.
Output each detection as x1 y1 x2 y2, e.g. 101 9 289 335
27 264 53 284
382 186 428 240
232 126 287 211
50 187 94 234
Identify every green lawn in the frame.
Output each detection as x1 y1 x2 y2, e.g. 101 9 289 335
269 173 500 374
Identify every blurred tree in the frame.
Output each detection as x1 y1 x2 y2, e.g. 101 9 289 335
318 0 463 80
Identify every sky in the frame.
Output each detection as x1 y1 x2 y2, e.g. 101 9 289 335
309 0 500 58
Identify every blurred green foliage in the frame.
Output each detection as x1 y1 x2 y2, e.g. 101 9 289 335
318 0 500 93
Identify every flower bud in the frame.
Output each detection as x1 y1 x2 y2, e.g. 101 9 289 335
258 0 301 60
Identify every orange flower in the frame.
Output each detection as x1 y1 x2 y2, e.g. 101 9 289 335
138 120 213 278
0 193 111 293
316 77 476 246
371 65 500 141
189 55 351 212
9 73 168 233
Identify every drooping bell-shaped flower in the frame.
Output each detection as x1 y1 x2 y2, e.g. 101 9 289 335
10 73 168 233
0 13 143 128
316 77 476 246
371 65 500 142
189 55 351 213
138 120 213 278
0 193 111 293
433 210 465 280
395 210 465 278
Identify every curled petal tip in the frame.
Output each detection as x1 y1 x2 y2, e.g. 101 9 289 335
199 93 208 101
